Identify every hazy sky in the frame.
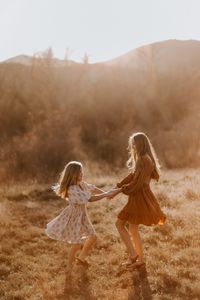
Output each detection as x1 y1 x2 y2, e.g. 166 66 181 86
0 0 200 63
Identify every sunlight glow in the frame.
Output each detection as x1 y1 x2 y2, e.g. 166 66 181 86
0 0 200 62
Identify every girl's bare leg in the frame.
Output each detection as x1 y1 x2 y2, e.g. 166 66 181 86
115 218 137 259
68 244 81 270
129 223 144 262
78 235 97 261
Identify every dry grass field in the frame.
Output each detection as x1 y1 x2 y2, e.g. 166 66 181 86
0 168 200 300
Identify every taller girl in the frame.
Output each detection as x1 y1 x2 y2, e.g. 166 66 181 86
111 132 166 267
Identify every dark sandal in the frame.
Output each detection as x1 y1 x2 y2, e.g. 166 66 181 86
75 257 89 267
121 255 139 267
127 261 146 269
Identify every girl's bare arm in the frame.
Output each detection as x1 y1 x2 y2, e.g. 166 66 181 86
107 188 122 199
88 189 121 202
92 186 105 193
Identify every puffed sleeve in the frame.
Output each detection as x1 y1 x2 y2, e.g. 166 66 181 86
81 181 96 193
85 182 96 192
121 158 147 195
116 173 134 188
68 186 91 204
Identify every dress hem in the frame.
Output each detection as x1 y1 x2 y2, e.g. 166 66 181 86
117 214 166 226
45 230 96 244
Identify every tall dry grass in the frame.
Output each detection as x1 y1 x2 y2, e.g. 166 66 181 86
0 168 200 299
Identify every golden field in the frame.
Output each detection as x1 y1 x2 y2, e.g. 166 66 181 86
0 168 200 300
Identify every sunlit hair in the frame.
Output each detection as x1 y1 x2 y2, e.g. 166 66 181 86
53 161 82 198
127 132 160 180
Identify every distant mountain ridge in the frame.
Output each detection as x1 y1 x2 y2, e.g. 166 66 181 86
103 39 200 79
2 54 77 66
2 39 200 70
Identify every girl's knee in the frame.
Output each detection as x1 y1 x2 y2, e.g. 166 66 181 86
72 243 81 250
129 223 138 231
129 224 139 235
90 234 97 242
115 220 119 228
115 219 124 229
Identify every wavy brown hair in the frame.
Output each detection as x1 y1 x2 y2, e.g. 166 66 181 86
127 132 160 180
53 161 82 198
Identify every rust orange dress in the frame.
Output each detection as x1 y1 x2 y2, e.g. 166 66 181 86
117 155 166 226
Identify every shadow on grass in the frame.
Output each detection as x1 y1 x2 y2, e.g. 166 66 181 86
63 266 96 300
128 266 153 300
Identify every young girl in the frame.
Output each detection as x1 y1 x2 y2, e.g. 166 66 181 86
109 132 166 268
45 161 114 271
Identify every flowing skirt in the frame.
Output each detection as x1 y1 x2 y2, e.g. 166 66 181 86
118 186 166 226
45 204 96 244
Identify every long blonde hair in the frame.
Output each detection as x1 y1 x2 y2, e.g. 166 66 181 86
53 161 82 198
127 132 160 180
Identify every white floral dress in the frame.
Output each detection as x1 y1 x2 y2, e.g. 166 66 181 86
45 182 96 244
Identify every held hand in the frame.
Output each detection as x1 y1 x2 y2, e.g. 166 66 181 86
107 189 116 199
106 188 122 200
105 189 115 199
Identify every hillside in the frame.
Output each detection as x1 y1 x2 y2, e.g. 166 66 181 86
0 40 200 181
2 54 78 67
106 39 200 72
